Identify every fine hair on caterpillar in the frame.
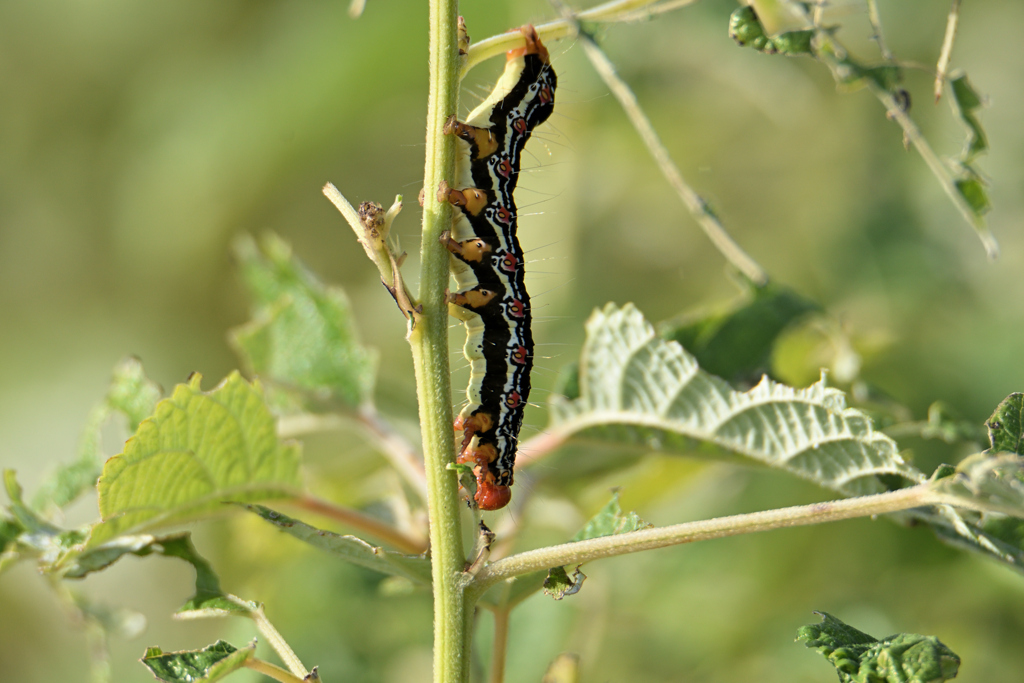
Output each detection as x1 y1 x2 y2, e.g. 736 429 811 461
439 25 556 511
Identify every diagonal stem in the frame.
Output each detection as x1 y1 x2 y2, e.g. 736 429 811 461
470 485 940 593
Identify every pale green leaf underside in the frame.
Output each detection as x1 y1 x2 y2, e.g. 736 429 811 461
244 504 431 586
932 453 1024 518
550 304 923 497
90 372 301 546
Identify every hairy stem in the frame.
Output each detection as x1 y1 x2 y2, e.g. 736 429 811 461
471 485 942 592
417 0 469 682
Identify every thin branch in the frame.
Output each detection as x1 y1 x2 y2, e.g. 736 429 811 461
869 81 996 258
323 184 421 322
865 0 893 61
277 408 429 504
471 485 943 592
243 659 307 683
934 0 962 103
358 405 430 502
287 494 428 554
551 2 769 285
489 608 511 683
461 0 700 78
782 0 998 259
227 596 308 680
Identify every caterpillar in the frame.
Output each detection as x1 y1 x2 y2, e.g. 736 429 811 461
439 25 556 510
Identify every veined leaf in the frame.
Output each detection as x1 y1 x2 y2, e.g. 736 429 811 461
244 504 431 586
141 640 254 683
550 304 923 497
230 233 377 408
797 612 960 683
90 372 302 546
984 393 1024 454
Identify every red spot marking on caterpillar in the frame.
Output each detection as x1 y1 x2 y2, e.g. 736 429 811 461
507 299 526 318
539 86 553 104
512 118 528 134
495 206 513 225
499 252 519 273
510 345 529 365
496 158 514 178
505 391 522 408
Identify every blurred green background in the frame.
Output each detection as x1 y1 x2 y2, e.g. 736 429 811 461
2 0 1024 681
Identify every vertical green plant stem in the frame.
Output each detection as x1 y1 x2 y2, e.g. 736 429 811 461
414 0 469 682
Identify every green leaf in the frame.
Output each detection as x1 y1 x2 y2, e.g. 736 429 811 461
728 6 815 56
954 177 991 218
543 565 585 600
32 358 163 513
550 304 923 498
984 393 1024 454
831 53 903 94
797 612 960 683
141 640 255 683
931 453 1024 518
729 6 774 52
4 470 60 535
572 491 650 542
660 284 819 382
244 504 431 585
106 357 164 431
230 233 378 408
90 372 302 546
64 533 236 612
0 473 86 572
950 75 987 159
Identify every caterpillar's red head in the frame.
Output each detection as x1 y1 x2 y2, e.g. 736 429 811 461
475 479 512 511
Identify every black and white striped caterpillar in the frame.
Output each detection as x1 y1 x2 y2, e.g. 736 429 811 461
439 26 556 510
